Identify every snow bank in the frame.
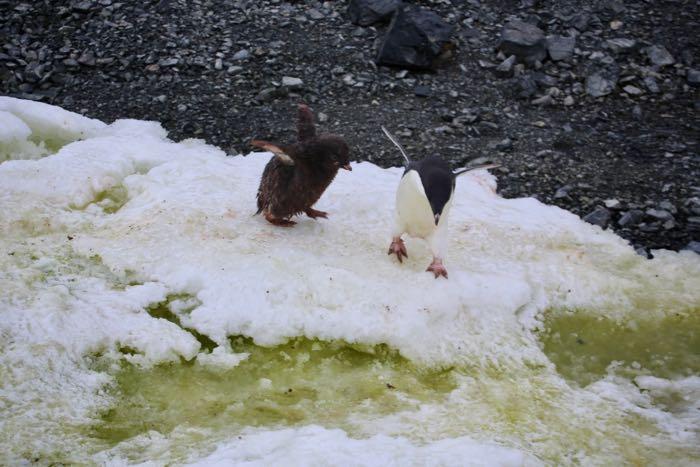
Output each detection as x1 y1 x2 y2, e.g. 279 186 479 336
0 97 105 161
1 98 698 465
0 96 105 145
185 426 537 467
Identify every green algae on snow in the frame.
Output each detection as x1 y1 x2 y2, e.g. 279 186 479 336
69 184 129 214
91 337 457 445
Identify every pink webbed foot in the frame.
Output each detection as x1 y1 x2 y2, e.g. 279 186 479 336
305 208 328 219
388 237 408 263
426 258 448 279
264 212 297 227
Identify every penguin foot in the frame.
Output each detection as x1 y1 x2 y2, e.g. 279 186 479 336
264 212 297 227
305 208 328 219
426 258 448 279
388 237 408 263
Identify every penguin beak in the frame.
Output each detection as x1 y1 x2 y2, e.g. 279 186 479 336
434 213 440 225
342 163 352 171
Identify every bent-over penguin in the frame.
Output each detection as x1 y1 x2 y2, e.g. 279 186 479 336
382 126 498 278
251 104 351 227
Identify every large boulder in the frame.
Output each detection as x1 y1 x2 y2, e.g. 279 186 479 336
498 20 546 65
348 0 401 26
376 6 454 71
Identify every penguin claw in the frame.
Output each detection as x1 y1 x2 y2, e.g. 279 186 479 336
426 259 448 279
264 212 297 227
305 208 328 219
388 237 408 263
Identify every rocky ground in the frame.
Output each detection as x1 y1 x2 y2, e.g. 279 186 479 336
1 0 698 254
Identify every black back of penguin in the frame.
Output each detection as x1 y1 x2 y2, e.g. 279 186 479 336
406 156 455 220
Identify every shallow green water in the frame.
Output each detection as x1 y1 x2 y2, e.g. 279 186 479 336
88 305 700 464
91 337 457 445
539 308 700 387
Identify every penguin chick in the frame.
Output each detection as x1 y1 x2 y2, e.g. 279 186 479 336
252 104 352 227
382 126 498 278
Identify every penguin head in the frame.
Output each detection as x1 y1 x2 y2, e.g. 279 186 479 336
428 186 452 225
413 157 455 225
299 135 352 171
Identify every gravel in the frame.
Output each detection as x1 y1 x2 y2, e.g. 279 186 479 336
1 0 698 253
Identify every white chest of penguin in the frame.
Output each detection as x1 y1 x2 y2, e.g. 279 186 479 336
396 170 451 238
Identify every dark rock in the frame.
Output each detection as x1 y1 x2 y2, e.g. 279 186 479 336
494 55 516 78
635 247 653 259
643 76 660 94
492 138 513 151
282 76 303 90
645 208 674 222
685 197 700 216
646 45 675 67
72 1 93 12
639 222 661 233
497 20 546 65
632 103 643 119
680 49 694 67
554 185 572 199
376 6 454 71
233 49 250 61
606 38 637 54
623 85 643 96
604 199 622 209
347 0 401 26
532 72 557 88
531 94 554 106
687 69 700 87
569 12 591 31
682 241 700 254
256 86 287 102
689 217 700 232
414 85 431 97
352 27 368 37
602 0 627 14
546 35 575 62
586 68 618 97
658 200 677 214
77 51 96 66
583 206 612 228
158 58 179 67
155 0 173 13
514 73 538 99
307 8 324 20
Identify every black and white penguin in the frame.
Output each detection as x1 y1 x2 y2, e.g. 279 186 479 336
382 126 498 278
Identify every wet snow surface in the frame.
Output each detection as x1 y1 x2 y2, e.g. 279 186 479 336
1 97 699 466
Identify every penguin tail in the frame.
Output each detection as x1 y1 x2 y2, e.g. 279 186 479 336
381 126 411 167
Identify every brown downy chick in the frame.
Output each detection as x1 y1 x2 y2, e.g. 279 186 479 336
251 104 351 227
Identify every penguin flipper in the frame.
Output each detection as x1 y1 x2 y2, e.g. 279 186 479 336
251 140 295 166
453 163 500 176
